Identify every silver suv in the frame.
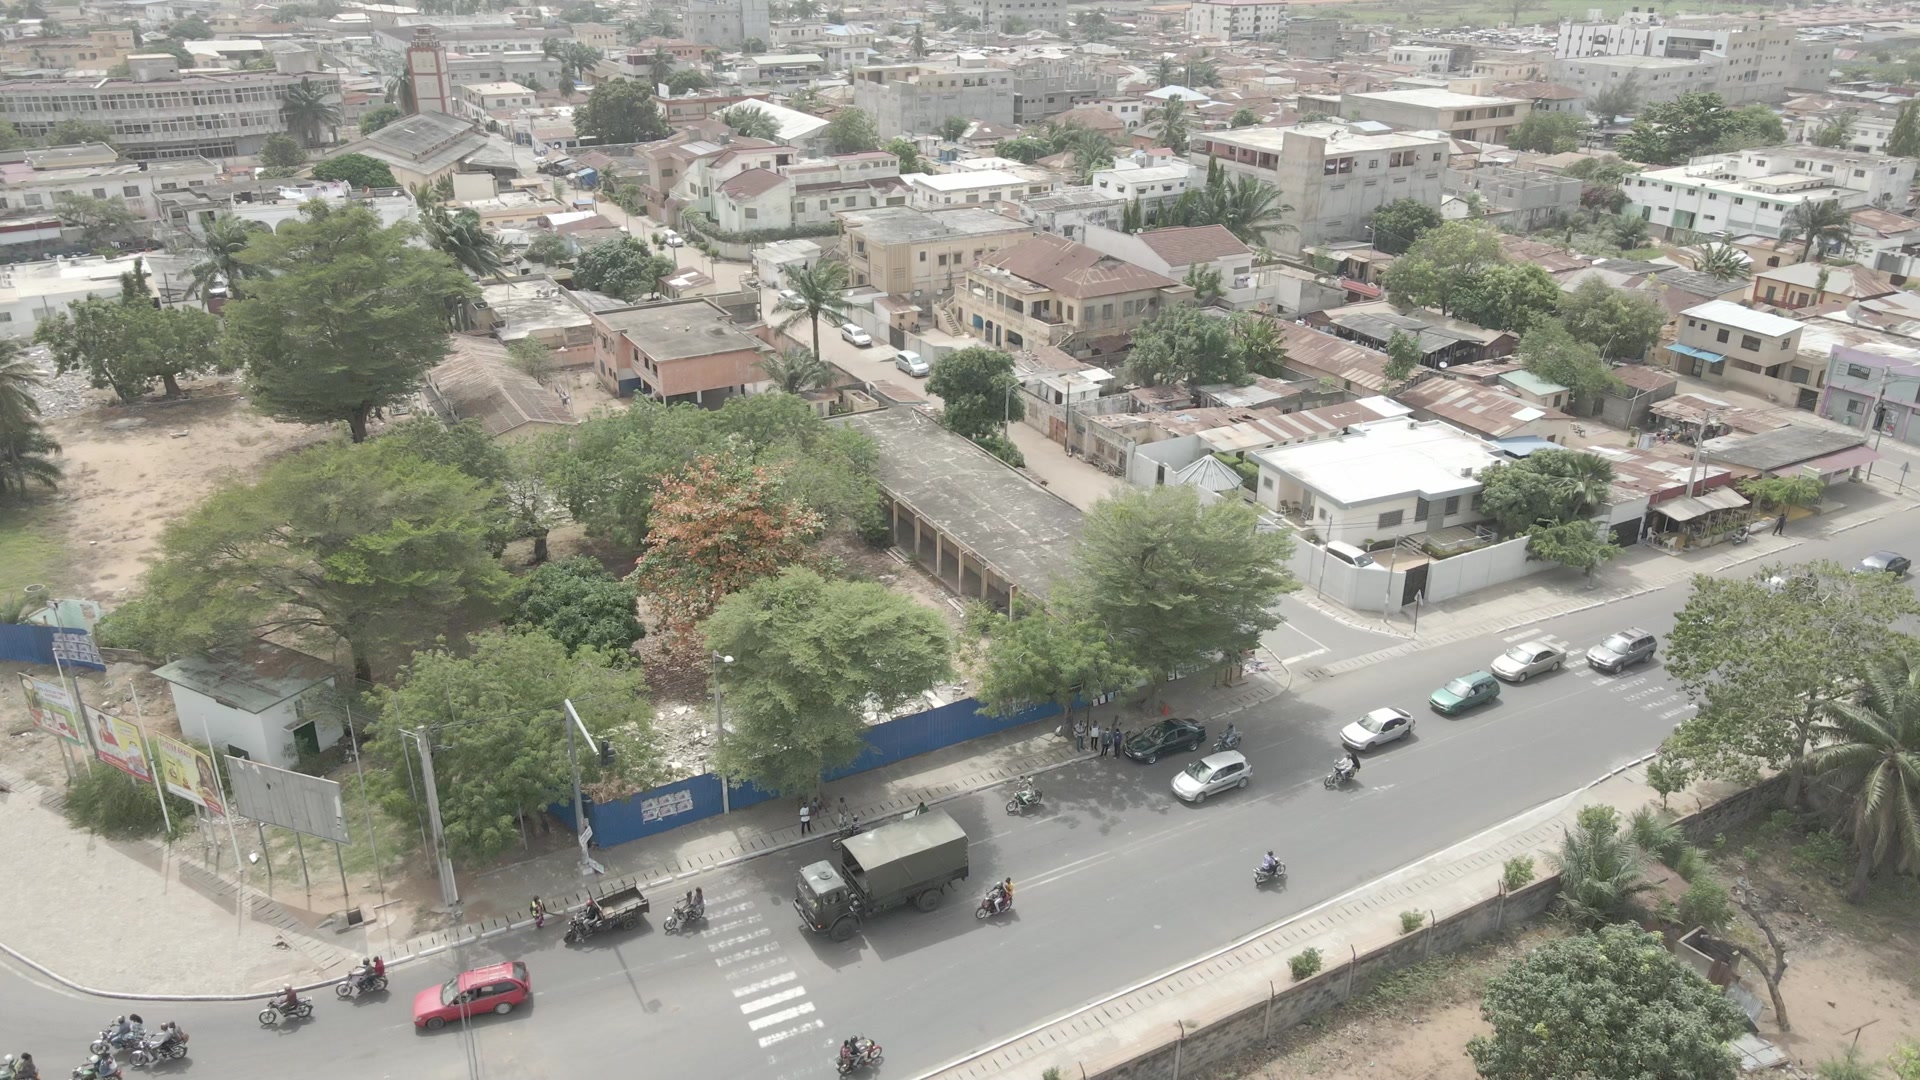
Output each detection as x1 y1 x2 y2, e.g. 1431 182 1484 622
1586 628 1656 674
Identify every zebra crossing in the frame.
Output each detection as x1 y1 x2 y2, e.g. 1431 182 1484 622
703 886 833 1076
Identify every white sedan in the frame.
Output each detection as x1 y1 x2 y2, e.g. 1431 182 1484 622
839 322 873 347
1339 707 1414 752
1490 641 1565 683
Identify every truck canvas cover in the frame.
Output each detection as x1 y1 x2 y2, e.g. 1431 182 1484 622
841 810 967 895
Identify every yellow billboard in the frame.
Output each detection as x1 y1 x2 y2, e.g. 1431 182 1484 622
84 703 153 784
18 673 85 745
155 734 225 815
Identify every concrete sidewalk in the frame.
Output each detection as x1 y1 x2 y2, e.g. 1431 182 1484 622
1298 481 1919 678
917 760 1715 1080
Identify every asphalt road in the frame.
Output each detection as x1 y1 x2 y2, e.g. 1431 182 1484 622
4 510 1913 1080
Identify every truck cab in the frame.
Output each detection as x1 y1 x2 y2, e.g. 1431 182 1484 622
795 861 857 938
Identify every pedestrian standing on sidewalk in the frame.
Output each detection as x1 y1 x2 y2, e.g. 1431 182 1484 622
1090 720 1104 757
799 800 813 834
1772 510 1788 535
530 896 546 929
1110 727 1123 757
1073 719 1087 751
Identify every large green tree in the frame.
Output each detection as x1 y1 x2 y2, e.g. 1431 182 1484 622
775 259 852 361
281 78 340 147
1124 305 1245 388
311 153 398 189
572 234 674 301
1517 316 1623 409
927 346 1024 440
1782 198 1852 263
54 192 137 250
225 202 476 442
1380 221 1503 315
1449 261 1562 333
506 557 643 659
709 567 952 796
719 105 781 140
1807 648 1920 901
1066 485 1296 688
574 77 670 144
1467 925 1747 1080
182 213 268 303
0 345 62 498
1475 448 1615 535
972 603 1141 722
36 292 226 402
1664 561 1920 807
1616 92 1782 164
110 437 507 682
1365 198 1442 255
1889 98 1920 157
422 205 505 279
1556 277 1667 360
370 630 656 865
1504 110 1585 153
824 108 881 153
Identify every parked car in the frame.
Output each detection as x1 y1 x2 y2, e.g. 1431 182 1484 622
1490 641 1565 683
1123 718 1207 764
839 322 873 347
1429 671 1501 715
1586 628 1657 674
1340 707 1414 752
413 961 531 1030
777 288 803 309
1854 550 1912 577
1170 751 1250 804
656 230 685 247
1324 541 1375 568
893 350 930 377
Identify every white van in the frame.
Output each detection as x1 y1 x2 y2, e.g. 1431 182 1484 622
1325 541 1376 568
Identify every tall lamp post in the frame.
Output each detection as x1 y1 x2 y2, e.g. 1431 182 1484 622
563 699 607 876
712 653 735 813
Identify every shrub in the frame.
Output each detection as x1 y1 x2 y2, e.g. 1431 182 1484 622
1678 875 1733 931
1792 830 1850 874
1671 845 1707 883
1627 806 1685 865
1502 855 1536 891
1042 1070 1064 1080
64 758 188 839
1645 755 1690 808
1400 910 1426 935
1817 1047 1881 1080
1289 946 1323 981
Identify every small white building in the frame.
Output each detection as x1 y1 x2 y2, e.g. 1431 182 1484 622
1250 417 1503 545
152 641 340 771
903 169 1041 210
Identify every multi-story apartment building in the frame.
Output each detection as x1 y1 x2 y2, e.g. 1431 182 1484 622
455 81 535 120
1548 54 1722 107
448 52 565 92
0 29 136 71
1820 346 1920 448
904 169 1050 210
1553 13 1802 104
1470 48 1551 80
1338 89 1528 144
1088 161 1195 212
1009 57 1115 124
838 204 1032 299
0 63 342 160
374 25 559 56
1662 299 1811 404
1390 45 1453 75
1187 0 1290 41
709 151 905 233
957 232 1185 355
1793 111 1895 155
1193 122 1451 255
0 142 216 227
851 60 1016 135
982 0 1066 33
729 53 828 90
684 0 772 49
590 297 770 401
1627 145 1916 241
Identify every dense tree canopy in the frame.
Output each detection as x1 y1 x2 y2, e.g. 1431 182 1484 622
574 77 670 144
506 557 642 659
1365 198 1442 255
1616 92 1785 164
1380 221 1503 315
311 152 398 189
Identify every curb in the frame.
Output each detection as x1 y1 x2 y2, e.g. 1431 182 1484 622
0 938 346 1004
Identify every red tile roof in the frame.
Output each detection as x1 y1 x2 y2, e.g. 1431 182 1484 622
980 232 1178 299
1136 224 1251 267
719 167 786 200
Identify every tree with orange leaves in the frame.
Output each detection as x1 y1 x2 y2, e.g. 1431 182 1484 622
631 452 824 636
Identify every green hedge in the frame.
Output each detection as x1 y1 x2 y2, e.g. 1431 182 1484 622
678 210 841 246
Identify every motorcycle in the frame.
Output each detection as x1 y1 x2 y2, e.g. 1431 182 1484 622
975 892 1012 919
129 1032 188 1069
835 1038 883 1076
86 1028 142 1057
1004 784 1042 815
1213 730 1242 752
256 998 313 1027
827 818 865 854
335 971 387 999
70 1059 120 1080
1323 763 1356 790
664 905 706 935
1253 860 1287 887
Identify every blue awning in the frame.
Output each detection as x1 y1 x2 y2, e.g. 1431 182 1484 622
1667 343 1726 363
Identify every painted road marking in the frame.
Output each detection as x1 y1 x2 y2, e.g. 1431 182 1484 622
747 1001 817 1031
1282 648 1327 665
757 1018 825 1049
713 942 782 967
740 986 809 1014
706 928 771 952
732 971 799 997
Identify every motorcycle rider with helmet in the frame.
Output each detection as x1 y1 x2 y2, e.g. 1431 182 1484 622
276 985 300 1016
1334 751 1360 783
88 1052 121 1080
6 1053 36 1080
1259 850 1281 876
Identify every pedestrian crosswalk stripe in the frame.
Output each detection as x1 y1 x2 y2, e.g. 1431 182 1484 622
740 986 808 1015
747 1001 816 1031
732 971 798 997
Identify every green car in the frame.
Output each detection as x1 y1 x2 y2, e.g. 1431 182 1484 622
1429 670 1500 715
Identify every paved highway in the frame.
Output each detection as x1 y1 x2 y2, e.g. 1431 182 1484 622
3 511 1912 1080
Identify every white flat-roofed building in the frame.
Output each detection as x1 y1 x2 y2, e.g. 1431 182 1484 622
1663 299 1813 405
904 169 1049 210
1087 162 1195 211
1339 88 1529 145
1250 417 1502 543
1626 145 1915 242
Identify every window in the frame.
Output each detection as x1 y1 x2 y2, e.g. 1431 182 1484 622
1788 367 1809 384
1716 328 1731 344
1740 334 1761 351
1846 363 1872 379
744 208 757 219
1444 495 1460 515
1415 498 1430 521
1377 510 1403 528
918 251 926 262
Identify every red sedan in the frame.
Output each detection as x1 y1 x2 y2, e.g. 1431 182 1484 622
412 961 531 1030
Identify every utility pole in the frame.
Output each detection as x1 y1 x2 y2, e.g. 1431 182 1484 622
412 726 459 910
1687 411 1718 498
1865 364 1891 480
562 699 605 876
711 655 734 814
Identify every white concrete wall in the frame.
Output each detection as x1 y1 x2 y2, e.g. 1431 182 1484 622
1420 534 1551 603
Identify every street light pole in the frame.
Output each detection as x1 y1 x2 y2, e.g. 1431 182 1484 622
711 654 734 813
562 699 603 876
407 727 459 911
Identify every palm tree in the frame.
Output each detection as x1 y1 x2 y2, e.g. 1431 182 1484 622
1146 94 1189 154
720 105 781 140
1548 449 1616 518
1207 174 1294 246
385 67 415 114
182 213 265 304
1806 650 1920 902
1694 240 1749 280
424 206 505 279
0 345 61 498
910 24 926 57
1152 55 1175 88
281 78 340 149
648 46 673 86
1610 212 1649 251
1783 198 1852 263
759 346 832 392
1068 128 1114 184
1551 805 1657 926
777 260 852 361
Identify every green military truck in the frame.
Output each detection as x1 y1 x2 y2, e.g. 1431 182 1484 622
793 810 969 941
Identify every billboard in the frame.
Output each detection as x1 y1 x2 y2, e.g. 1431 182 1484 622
83 704 152 783
223 756 348 844
18 674 85 745
155 735 225 815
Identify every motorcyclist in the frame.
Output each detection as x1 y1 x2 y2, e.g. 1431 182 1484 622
277 985 300 1015
9 1053 34 1080
839 1038 858 1067
691 887 705 919
1335 752 1360 781
1015 775 1037 805
90 1053 120 1080
1222 723 1239 747
1259 850 1280 875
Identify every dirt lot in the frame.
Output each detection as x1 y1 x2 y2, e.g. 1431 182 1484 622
1203 819 1920 1080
